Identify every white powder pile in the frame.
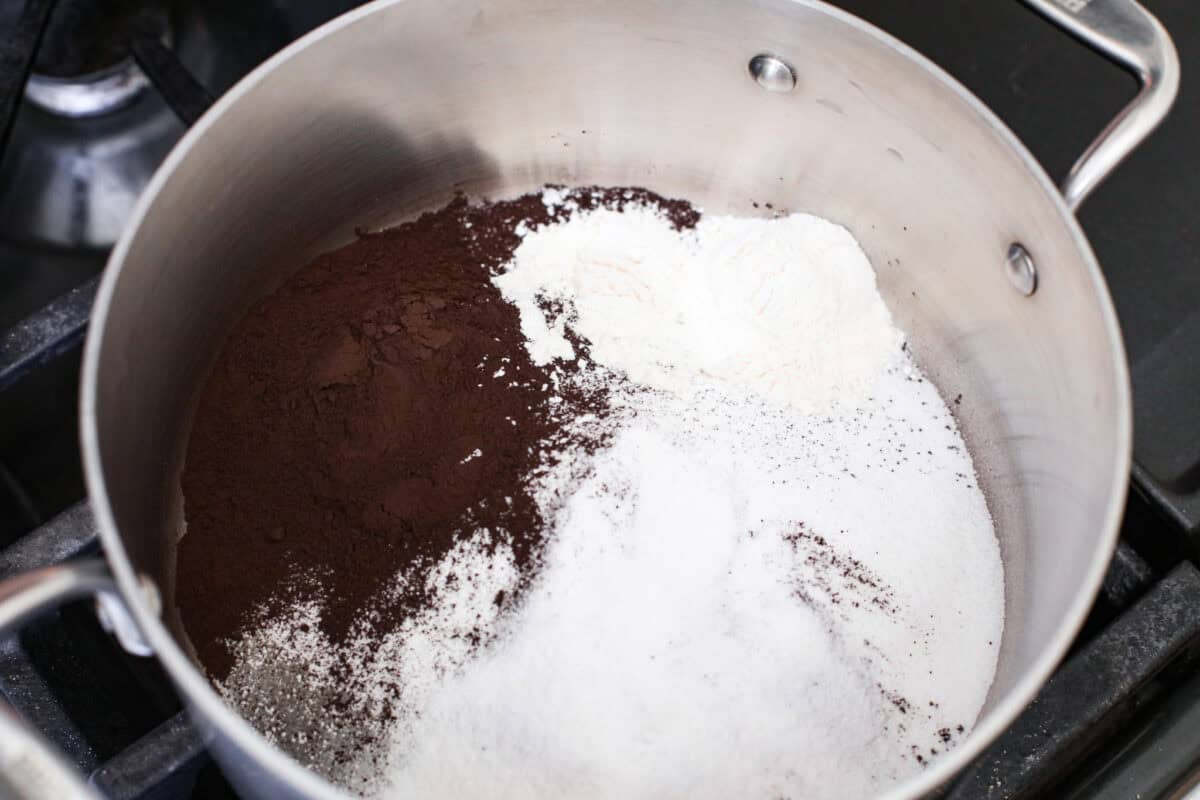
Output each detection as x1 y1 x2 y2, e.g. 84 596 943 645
492 207 901 411
220 528 525 790
219 191 1005 799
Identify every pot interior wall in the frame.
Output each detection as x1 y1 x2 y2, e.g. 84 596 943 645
89 0 1125 783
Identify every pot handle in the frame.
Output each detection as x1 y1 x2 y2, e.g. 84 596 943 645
0 559 154 656
1020 0 1180 212
0 559 155 799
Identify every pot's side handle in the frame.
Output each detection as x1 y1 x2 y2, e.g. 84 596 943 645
0 561 111 631
0 559 153 655
0 560 153 799
1021 0 1180 212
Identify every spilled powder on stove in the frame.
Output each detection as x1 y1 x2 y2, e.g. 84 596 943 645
218 191 1004 799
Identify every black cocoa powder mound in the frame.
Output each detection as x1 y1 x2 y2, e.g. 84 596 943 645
176 187 698 681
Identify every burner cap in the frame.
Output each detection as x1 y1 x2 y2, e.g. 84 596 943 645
25 59 151 118
23 0 170 117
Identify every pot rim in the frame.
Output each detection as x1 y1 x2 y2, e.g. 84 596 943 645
79 0 1132 797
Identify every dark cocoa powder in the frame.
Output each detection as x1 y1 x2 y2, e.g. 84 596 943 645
177 187 698 681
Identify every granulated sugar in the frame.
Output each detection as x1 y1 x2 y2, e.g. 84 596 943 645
370 376 1001 799
213 189 1004 799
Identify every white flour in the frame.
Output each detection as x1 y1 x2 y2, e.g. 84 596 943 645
219 193 1004 799
492 207 902 412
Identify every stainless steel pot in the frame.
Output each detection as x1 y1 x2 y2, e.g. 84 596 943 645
0 0 1179 798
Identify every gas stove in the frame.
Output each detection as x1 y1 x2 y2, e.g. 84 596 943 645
1 1 1199 798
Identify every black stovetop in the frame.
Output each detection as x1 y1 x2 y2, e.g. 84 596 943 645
1 2 1199 799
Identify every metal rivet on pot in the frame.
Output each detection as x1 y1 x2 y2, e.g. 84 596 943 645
139 574 162 617
749 54 797 93
1005 243 1037 296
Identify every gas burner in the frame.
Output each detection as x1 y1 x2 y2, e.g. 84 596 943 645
25 59 151 118
0 0 341 249
23 0 172 119
0 0 180 248
0 89 183 248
